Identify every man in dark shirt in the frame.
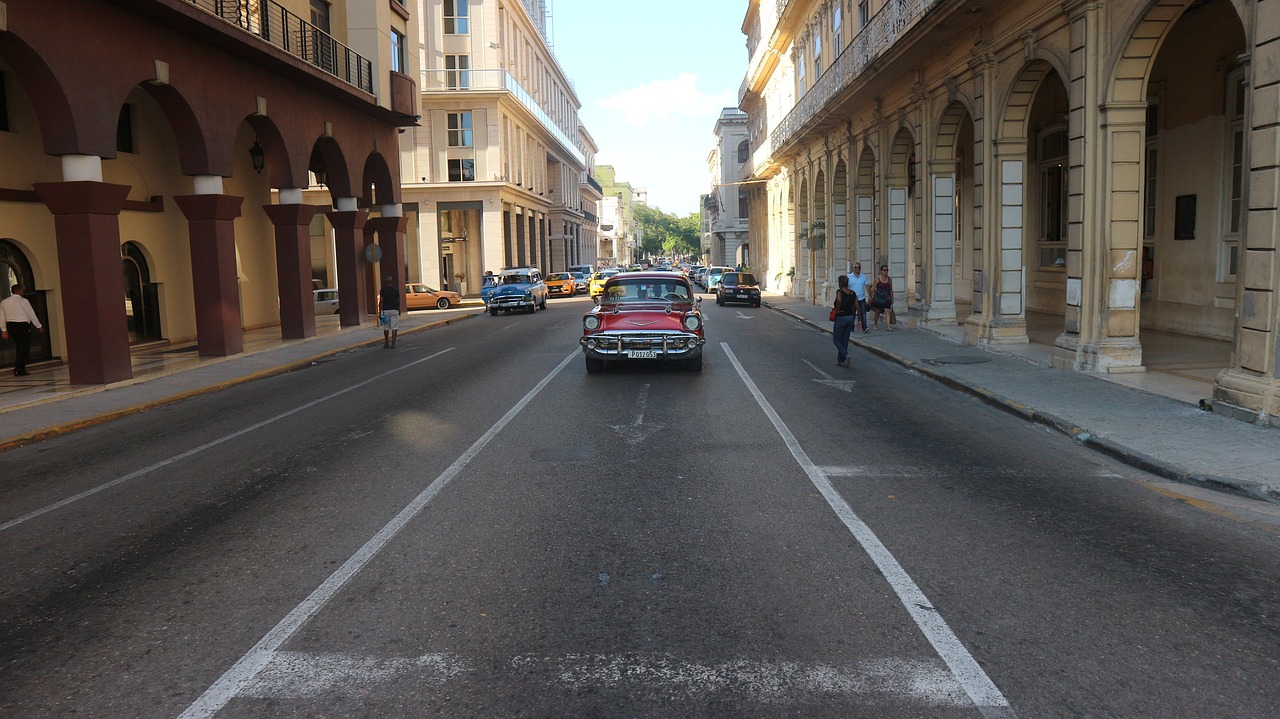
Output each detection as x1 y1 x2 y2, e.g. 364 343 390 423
377 276 401 349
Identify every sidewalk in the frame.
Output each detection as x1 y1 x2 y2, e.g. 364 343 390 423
0 304 485 451
762 293 1280 504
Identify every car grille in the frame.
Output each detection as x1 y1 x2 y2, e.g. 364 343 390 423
581 331 703 356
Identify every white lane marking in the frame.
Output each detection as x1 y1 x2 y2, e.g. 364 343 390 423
803 358 856 392
611 383 662 446
722 342 1016 719
176 350 579 719
541 654 969 706
734 311 755 320
240 651 468 699
239 651 970 708
0 348 457 533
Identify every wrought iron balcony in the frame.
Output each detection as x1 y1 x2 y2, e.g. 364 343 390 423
422 69 586 167
771 0 939 154
185 0 373 93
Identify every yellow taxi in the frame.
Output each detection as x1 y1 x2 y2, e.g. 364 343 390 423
588 269 620 300
544 272 579 298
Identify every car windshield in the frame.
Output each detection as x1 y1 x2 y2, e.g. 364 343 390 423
738 273 757 285
604 279 692 302
548 273 571 281
593 271 618 281
500 274 533 285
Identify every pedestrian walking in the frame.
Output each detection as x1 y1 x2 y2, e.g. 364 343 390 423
1 284 45 376
377 276 401 349
831 274 858 367
848 262 871 332
870 265 895 331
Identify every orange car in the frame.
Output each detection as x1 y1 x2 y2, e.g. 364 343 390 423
404 283 462 310
544 272 578 298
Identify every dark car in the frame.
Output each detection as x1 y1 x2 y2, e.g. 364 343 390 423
716 272 761 307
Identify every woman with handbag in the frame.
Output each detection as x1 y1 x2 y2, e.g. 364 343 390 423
831 274 859 367
870 265 895 331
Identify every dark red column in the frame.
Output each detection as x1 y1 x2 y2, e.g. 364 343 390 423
174 194 245 357
33 181 133 385
328 210 370 327
368 215 409 293
263 203 319 340
363 224 378 316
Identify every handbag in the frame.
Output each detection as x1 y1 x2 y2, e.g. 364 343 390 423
829 307 838 321
888 308 897 325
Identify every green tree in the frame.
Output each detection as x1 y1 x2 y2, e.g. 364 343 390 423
635 204 699 261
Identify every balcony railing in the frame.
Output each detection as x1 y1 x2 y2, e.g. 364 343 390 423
422 69 585 167
585 175 603 193
771 0 939 153
185 0 373 93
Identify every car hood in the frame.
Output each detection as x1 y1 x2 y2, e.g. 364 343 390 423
493 285 533 296
592 304 696 332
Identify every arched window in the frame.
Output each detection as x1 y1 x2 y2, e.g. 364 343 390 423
737 139 749 164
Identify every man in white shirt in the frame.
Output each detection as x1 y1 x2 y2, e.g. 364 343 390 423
1 285 45 376
847 263 871 333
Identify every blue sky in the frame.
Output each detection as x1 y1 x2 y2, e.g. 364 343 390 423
548 0 748 217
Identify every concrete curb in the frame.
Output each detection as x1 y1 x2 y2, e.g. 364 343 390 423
0 312 483 452
763 301 1278 504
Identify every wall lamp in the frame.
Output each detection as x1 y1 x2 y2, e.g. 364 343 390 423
249 141 265 174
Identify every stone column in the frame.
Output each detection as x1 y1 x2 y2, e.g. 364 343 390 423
1216 10 1280 424
34 172 133 385
329 200 370 327
369 206 409 292
967 139 1030 344
1058 102 1145 369
927 159 959 324
175 177 245 357
263 191 318 340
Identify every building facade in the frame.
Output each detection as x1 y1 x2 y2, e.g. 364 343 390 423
1 0 418 384
396 0 596 296
595 164 639 266
705 108 751 268
740 0 1280 426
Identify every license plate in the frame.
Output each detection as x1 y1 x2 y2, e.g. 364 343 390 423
628 350 657 359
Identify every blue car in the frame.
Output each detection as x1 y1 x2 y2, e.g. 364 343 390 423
488 267 549 315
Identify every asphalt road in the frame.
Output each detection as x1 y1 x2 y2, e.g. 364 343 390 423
1 293 1278 718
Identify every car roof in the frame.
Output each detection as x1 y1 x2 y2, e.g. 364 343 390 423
604 271 688 282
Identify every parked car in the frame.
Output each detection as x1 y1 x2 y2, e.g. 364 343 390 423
313 288 339 316
488 267 548 315
570 271 590 294
705 266 735 292
404 283 461 310
580 271 705 373
588 268 620 300
568 264 594 279
716 272 761 307
545 272 578 298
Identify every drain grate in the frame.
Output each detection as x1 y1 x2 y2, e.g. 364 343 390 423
926 355 992 365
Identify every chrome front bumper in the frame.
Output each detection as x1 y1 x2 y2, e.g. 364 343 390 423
491 295 534 310
580 331 705 360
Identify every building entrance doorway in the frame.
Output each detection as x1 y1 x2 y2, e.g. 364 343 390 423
0 239 53 368
122 242 163 344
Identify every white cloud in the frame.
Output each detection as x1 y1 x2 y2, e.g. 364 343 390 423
597 73 736 127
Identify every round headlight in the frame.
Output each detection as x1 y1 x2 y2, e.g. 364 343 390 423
682 314 702 331
585 339 597 350
584 315 601 331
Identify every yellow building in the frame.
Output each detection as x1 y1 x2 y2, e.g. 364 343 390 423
396 0 597 297
740 0 1280 425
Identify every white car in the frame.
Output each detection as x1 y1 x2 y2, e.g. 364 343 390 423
313 288 340 315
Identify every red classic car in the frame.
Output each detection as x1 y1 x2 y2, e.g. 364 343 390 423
580 271 705 373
